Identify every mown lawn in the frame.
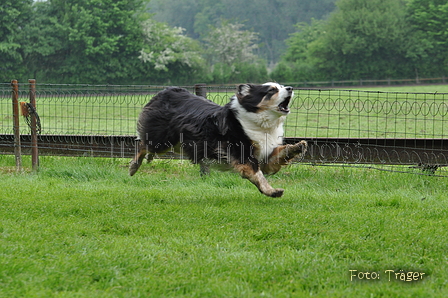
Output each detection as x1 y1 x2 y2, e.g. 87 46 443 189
0 155 447 297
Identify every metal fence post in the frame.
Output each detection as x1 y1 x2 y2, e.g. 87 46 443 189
11 80 22 172
29 79 39 171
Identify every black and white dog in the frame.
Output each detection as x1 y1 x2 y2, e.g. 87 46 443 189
129 83 307 197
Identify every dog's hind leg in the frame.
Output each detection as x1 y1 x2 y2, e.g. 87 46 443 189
233 162 284 198
145 153 155 163
129 142 152 176
199 161 210 176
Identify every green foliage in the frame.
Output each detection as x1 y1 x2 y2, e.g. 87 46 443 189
272 0 448 83
0 0 33 81
409 0 448 45
204 23 259 66
27 0 146 84
209 61 268 84
139 19 206 84
148 0 337 63
2 0 270 84
270 20 327 82
406 0 448 76
204 22 268 83
5 0 448 85
10 0 147 84
315 0 414 79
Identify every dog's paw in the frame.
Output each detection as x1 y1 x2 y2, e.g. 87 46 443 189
288 140 308 161
269 188 284 198
292 140 307 153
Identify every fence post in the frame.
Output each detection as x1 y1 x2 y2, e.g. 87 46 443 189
29 79 39 171
11 80 22 172
194 84 207 99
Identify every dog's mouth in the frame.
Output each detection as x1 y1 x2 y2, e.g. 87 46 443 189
278 96 291 114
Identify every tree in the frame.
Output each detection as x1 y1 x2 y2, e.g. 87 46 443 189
273 0 448 83
204 23 258 66
271 19 326 82
145 0 200 37
274 0 424 82
139 19 206 84
19 1 70 81
147 0 337 63
407 0 448 77
0 0 33 82
20 0 146 84
409 0 448 46
203 22 267 83
313 0 417 80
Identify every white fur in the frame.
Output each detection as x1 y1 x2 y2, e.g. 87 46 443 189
231 83 294 162
231 97 286 162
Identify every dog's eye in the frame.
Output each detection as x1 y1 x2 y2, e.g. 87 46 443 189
268 87 277 94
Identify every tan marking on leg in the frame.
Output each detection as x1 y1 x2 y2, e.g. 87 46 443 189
129 143 148 176
233 162 284 197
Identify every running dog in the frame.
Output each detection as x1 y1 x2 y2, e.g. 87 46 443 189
129 83 307 197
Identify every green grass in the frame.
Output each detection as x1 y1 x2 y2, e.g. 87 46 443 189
0 155 447 297
357 84 448 93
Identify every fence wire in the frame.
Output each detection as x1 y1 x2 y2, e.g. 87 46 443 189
1 83 447 176
291 89 448 139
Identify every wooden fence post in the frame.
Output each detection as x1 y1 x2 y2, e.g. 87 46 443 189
194 84 207 99
11 80 22 172
29 79 39 171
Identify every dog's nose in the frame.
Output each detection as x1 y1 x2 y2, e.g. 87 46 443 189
285 86 293 92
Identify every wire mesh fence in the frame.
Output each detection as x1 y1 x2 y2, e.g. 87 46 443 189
291 89 448 139
1 83 168 135
1 82 448 176
0 83 238 136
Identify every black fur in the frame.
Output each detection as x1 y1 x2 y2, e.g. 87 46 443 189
237 84 274 113
137 87 258 170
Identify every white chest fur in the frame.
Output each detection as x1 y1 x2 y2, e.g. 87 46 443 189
231 100 285 162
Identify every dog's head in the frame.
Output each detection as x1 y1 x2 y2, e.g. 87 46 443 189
236 82 293 115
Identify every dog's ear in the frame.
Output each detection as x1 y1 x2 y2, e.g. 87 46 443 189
237 84 252 100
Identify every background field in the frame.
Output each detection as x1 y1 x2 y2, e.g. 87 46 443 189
290 85 448 139
2 84 448 139
0 155 447 297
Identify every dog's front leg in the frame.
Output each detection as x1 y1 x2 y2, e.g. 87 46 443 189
262 140 308 175
233 162 284 198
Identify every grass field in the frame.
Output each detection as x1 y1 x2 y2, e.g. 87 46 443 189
0 155 447 297
357 84 448 93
